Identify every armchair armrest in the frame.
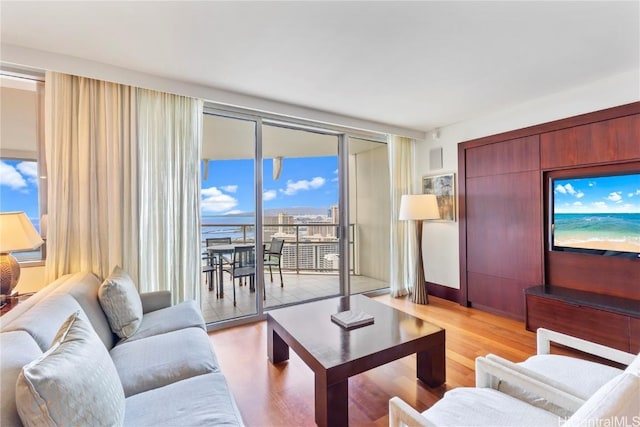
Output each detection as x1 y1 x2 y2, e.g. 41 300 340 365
389 397 436 427
536 328 635 365
475 355 584 412
140 290 171 313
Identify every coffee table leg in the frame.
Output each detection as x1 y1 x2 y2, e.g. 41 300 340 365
315 374 348 427
416 331 446 387
267 322 289 363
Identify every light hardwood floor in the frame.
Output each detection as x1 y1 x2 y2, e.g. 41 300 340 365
208 294 547 426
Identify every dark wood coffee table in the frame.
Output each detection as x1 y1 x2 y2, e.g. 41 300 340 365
267 294 445 427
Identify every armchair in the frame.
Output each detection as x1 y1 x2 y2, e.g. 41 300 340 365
389 329 640 427
390 357 639 427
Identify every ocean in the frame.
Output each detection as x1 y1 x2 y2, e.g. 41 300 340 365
553 213 640 252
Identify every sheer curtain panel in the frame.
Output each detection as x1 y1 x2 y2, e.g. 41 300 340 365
136 89 203 304
388 136 418 297
44 72 138 283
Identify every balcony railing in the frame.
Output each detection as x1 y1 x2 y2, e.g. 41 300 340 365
201 223 356 274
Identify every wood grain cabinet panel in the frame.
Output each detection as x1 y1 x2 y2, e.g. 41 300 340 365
526 294 630 352
630 317 640 354
466 135 539 178
540 114 640 169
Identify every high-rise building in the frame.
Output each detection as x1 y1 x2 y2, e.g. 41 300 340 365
330 205 339 224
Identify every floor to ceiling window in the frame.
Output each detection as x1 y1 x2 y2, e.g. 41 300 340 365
200 108 390 327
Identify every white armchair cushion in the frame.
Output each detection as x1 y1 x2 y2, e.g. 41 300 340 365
421 388 560 426
518 354 623 399
564 373 640 427
98 266 143 339
15 311 125 427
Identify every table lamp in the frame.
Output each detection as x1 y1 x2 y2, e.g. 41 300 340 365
0 212 44 302
399 194 440 304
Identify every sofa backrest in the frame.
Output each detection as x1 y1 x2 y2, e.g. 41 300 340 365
51 271 116 349
1 272 117 350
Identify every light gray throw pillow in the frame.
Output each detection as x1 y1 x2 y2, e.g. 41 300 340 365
15 311 125 427
98 266 143 339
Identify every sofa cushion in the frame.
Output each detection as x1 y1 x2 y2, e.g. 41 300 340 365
421 387 560 426
0 331 43 427
564 373 640 427
15 312 125 427
0 294 88 352
125 300 205 342
98 266 143 339
110 327 219 397
124 373 244 426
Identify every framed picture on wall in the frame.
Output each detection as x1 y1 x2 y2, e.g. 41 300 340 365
422 173 456 221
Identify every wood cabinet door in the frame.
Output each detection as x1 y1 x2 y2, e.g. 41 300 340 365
464 136 542 320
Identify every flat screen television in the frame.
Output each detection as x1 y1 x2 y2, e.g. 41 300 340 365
549 169 640 258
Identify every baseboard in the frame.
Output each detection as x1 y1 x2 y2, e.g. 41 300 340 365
426 282 460 303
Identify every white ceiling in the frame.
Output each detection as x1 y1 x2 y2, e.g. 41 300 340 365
1 1 638 133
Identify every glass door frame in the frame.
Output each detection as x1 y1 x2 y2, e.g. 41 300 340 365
204 106 384 331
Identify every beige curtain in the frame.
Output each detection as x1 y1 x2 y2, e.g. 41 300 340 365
388 135 417 297
44 72 138 283
136 89 203 304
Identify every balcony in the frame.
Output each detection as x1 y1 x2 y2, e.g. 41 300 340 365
200 222 388 323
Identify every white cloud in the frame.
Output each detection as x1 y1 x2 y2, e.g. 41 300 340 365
201 187 238 213
0 161 27 190
575 191 584 198
16 161 38 185
280 177 326 196
554 184 566 194
220 185 238 193
592 201 608 209
572 201 583 206
607 192 622 203
263 190 277 201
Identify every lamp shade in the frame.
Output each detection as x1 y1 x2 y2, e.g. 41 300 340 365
0 212 44 253
398 194 440 221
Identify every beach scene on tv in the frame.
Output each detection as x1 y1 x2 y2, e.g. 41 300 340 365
553 173 640 254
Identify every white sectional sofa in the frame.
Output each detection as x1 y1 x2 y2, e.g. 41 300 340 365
1 270 244 426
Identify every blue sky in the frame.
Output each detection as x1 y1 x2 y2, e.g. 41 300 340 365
1 156 339 221
0 159 41 224
554 173 640 214
201 156 338 215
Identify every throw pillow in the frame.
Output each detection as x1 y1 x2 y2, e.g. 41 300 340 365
15 311 125 427
98 265 144 338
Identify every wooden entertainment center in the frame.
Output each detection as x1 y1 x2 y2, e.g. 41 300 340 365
458 102 640 352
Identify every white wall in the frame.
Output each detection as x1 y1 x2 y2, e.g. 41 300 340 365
416 69 640 289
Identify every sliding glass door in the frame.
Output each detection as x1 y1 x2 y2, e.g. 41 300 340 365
262 124 342 309
200 112 259 323
200 108 389 328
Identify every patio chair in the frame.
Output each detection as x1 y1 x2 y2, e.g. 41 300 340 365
224 245 256 306
202 237 232 294
264 238 284 287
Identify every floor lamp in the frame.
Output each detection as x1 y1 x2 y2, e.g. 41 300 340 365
399 194 440 304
